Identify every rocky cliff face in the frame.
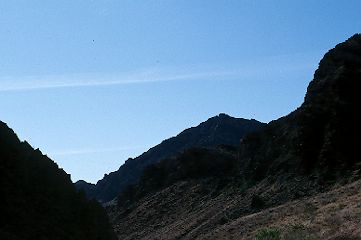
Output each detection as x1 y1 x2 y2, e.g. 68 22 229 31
238 34 361 182
110 34 361 240
0 122 116 240
76 114 265 202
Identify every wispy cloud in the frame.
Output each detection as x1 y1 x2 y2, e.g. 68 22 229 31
0 55 316 92
0 69 241 92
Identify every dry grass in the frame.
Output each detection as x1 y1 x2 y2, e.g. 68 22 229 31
207 180 361 240
107 179 361 240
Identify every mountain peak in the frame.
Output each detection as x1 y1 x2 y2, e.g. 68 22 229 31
217 113 230 118
77 114 265 202
304 33 361 105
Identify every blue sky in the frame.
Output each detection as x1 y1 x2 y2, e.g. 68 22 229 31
0 0 360 183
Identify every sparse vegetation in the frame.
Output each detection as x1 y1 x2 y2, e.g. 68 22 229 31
251 194 266 210
283 225 318 240
255 225 318 240
254 228 281 240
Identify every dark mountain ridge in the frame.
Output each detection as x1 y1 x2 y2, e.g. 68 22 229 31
239 33 361 182
76 114 265 202
0 121 116 240
110 34 361 239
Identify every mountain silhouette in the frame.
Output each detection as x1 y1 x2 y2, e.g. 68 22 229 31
0 122 116 240
76 114 265 202
238 33 361 182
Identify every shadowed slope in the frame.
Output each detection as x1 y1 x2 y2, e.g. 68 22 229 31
0 122 116 240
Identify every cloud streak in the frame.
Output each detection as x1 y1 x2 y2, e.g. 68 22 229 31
0 55 316 92
0 69 241 92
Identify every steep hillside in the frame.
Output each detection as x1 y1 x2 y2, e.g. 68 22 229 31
109 178 361 240
110 34 361 239
0 122 116 240
76 114 265 202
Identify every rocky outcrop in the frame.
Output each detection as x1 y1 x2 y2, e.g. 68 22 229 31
239 34 361 182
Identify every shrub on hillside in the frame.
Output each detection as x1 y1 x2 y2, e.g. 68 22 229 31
254 228 281 240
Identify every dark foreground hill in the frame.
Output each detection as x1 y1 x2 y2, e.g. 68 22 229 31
109 34 361 239
0 122 116 240
76 115 265 202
